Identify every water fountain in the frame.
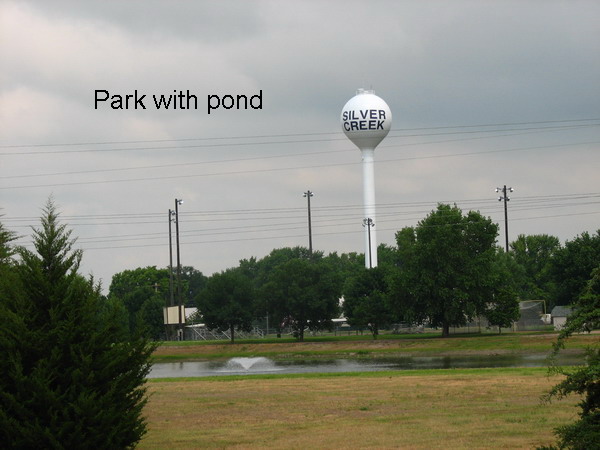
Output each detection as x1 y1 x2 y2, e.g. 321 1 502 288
222 357 278 372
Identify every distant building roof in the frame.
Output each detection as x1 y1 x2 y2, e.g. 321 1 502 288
551 306 573 317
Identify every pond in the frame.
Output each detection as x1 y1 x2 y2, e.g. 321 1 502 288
148 353 583 379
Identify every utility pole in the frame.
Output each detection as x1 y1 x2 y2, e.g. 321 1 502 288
175 198 184 340
168 209 175 307
496 185 513 252
363 218 374 269
303 190 314 255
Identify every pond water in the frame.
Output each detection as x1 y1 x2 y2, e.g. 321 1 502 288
148 353 583 379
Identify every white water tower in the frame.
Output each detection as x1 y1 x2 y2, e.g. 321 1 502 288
341 88 392 268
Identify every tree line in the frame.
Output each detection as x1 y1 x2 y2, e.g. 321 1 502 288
106 203 600 342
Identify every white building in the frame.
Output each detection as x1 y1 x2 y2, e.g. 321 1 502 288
551 305 573 331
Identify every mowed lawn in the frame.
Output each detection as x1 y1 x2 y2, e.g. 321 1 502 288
151 332 597 362
140 368 578 449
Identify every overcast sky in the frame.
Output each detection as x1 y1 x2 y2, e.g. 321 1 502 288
1 0 599 291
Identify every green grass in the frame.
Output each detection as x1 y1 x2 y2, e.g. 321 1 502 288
148 366 552 383
157 329 564 346
152 331 596 362
157 330 509 346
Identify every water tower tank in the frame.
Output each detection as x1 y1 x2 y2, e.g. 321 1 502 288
341 88 392 151
340 89 392 269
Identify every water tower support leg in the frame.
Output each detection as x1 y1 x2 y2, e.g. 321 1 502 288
361 148 377 268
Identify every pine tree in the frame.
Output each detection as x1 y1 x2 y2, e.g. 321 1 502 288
0 199 156 449
542 266 600 450
0 217 18 265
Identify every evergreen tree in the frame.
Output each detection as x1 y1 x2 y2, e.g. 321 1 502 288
542 266 600 450
0 217 18 265
0 199 155 449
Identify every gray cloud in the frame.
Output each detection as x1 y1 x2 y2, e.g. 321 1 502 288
1 0 599 288
19 0 264 42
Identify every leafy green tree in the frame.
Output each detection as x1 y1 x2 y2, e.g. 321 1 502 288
343 266 392 339
510 234 560 301
376 243 400 268
109 266 171 338
484 249 521 332
122 286 155 333
240 247 323 336
0 199 155 448
323 250 364 281
108 265 205 338
390 204 499 337
485 286 520 332
180 266 207 307
240 246 318 286
494 245 529 297
109 265 170 303
197 268 255 343
139 294 167 340
543 266 600 449
549 230 600 307
240 247 379 338
263 257 342 341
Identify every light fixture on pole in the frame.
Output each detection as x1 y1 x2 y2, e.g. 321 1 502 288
174 198 184 340
496 185 513 252
303 190 314 255
363 218 375 269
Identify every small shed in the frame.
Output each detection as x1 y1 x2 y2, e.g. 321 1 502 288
551 305 573 331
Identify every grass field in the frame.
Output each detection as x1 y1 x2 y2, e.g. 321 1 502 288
152 331 596 362
140 368 578 449
142 332 596 448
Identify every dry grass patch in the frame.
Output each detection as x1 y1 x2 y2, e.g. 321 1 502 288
140 370 578 449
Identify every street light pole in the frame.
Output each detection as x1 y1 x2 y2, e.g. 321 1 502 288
303 190 314 255
496 185 513 252
175 198 184 340
363 218 374 269
168 209 175 307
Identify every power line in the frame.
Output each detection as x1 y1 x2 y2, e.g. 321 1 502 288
1 121 598 156
0 148 352 180
2 139 598 191
2 117 598 149
4 124 596 181
31 209 597 252
9 193 600 250
5 192 599 225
